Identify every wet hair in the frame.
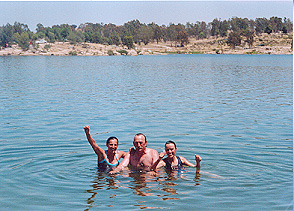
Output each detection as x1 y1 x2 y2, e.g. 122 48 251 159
106 136 118 145
165 140 177 148
135 133 147 142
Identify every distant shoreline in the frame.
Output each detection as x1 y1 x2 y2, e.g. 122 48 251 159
0 32 292 56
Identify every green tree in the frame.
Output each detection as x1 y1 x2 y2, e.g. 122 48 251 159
37 31 45 39
138 25 153 45
248 19 255 31
241 29 254 48
283 17 293 33
67 31 84 44
255 18 270 34
0 23 14 47
264 25 273 34
52 27 62 41
122 20 142 44
197 21 208 39
198 31 206 39
13 22 30 35
227 31 241 49
14 32 30 50
219 20 229 37
71 24 77 30
36 23 45 33
31 33 38 41
92 32 102 43
166 23 184 46
210 19 229 37
122 35 134 49
177 30 189 46
269 16 283 32
100 36 109 44
186 22 199 38
166 24 178 46
12 32 21 43
47 31 56 43
60 28 70 40
281 25 288 33
108 32 121 46
229 17 249 32
210 18 220 37
154 25 162 44
101 23 118 39
83 32 92 43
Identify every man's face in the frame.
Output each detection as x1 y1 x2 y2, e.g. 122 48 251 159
133 135 147 152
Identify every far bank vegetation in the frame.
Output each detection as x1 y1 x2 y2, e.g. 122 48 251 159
0 16 292 55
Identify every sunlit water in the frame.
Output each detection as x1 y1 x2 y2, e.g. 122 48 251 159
0 55 292 210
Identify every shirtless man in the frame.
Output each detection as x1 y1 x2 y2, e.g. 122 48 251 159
109 133 159 173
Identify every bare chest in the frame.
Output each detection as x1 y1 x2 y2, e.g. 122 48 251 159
130 153 153 169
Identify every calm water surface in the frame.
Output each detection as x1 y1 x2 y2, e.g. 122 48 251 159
0 55 292 210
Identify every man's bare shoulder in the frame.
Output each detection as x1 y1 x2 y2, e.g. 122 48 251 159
146 148 159 154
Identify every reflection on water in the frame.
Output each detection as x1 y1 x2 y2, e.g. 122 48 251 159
128 171 157 197
84 167 203 210
85 172 119 210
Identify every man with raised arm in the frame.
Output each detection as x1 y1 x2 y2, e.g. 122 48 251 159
109 133 159 174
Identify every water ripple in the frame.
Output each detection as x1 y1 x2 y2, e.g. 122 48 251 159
0 55 292 210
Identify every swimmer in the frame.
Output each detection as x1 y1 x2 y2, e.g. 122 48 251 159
152 140 202 171
84 125 127 171
109 133 159 174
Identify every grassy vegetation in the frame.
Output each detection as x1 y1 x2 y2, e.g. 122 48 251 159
69 51 77 56
117 49 128 55
167 51 203 54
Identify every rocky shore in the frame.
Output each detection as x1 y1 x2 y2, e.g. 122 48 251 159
0 32 292 56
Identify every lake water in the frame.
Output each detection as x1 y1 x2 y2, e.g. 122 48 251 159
0 54 292 210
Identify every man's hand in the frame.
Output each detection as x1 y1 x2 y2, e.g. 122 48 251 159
159 151 165 159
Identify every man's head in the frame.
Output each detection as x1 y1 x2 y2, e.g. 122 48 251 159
133 133 147 152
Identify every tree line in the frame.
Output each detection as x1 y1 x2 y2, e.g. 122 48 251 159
0 16 292 50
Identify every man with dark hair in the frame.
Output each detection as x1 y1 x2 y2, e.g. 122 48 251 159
110 133 159 173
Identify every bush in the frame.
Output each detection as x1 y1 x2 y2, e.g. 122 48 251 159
246 50 258 54
44 44 51 50
107 50 114 56
69 51 77 56
117 49 128 55
190 51 202 54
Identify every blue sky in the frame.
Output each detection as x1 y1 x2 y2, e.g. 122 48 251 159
0 1 292 31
